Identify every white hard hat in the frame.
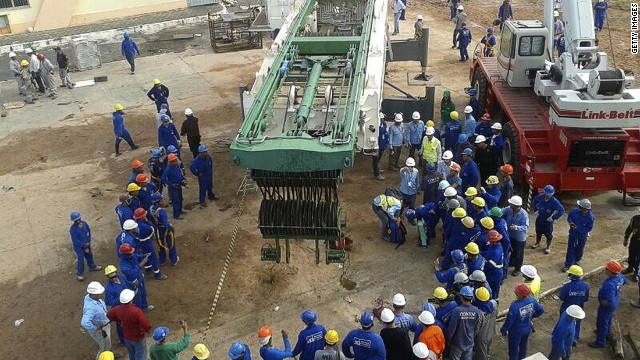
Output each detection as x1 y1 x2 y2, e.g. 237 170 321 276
553 10 560 17
444 187 457 197
394 113 403 122
412 111 420 120
9 52 16 57
475 135 487 144
417 15 423 20
119 289 135 303
418 310 435 325
25 48 33 54
184 108 193 116
413 342 430 358
379 112 385 119
87 281 105 295
123 219 138 230
566 305 586 320
521 265 538 278
380 308 395 322
392 293 406 306
508 195 523 206
453 272 469 284
469 270 486 282
577 199 592 210
406 157 416 167
442 150 453 160
457 5 464 10
464 106 473 114
425 126 435 136
491 123 503 130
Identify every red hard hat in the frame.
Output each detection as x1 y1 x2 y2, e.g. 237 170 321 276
450 163 461 172
487 230 503 243
605 260 622 274
36 53 44 60
135 174 148 183
167 153 178 162
118 243 135 255
133 208 147 220
481 113 491 121
131 160 144 169
258 325 272 338
514 283 532 297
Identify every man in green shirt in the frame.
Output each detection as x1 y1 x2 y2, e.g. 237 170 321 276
150 320 191 360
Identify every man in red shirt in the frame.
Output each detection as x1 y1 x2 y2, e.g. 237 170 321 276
107 289 151 360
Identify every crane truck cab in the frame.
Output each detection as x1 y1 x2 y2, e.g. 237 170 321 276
497 20 547 88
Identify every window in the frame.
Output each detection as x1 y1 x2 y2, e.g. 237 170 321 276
500 27 513 58
0 0 29 9
519 36 545 56
0 15 9 34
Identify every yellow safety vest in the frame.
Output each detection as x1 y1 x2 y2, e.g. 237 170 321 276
422 137 441 163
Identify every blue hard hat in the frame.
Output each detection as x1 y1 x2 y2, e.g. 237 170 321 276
451 249 465 263
487 27 494 33
70 211 81 222
458 134 468 144
300 309 317 323
425 162 435 173
228 342 246 359
160 114 170 122
151 192 164 203
360 311 374 327
544 185 555 196
462 148 474 156
438 180 450 191
459 285 474 298
123 32 129 38
152 326 169 341
151 149 162 158
198 144 208 153
167 145 177 153
465 88 478 96
406 208 416 222
421 302 437 315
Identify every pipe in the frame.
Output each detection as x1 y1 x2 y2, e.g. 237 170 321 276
295 62 324 129
544 0 554 62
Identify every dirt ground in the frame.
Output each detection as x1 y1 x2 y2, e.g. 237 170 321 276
0 0 639 359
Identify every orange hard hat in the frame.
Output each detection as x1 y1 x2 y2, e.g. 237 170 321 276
133 208 148 220
500 164 514 175
135 174 148 183
450 163 461 172
131 160 144 169
605 260 622 274
167 153 178 162
514 283 532 297
258 326 272 338
487 229 503 243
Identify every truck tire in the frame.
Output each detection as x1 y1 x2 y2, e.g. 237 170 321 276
502 121 520 180
471 68 488 114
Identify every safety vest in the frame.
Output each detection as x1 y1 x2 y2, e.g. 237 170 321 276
422 137 441 163
375 195 401 211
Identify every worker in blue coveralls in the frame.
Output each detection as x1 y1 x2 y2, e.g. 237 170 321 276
588 260 627 348
456 23 472 62
453 135 471 165
446 285 481 360
498 0 513 30
148 149 166 194
563 199 595 271
189 144 218 208
469 270 493 298
292 310 327 360
406 203 439 246
481 176 502 210
392 293 418 334
593 0 608 32
162 153 187 219
116 194 133 227
480 28 497 57
559 265 589 346
421 162 441 204
531 185 565 254
117 242 154 312
126 183 142 214
112 103 139 156
158 114 181 159
228 341 253 360
441 211 470 269
372 193 402 241
465 88 481 120
475 113 494 140
373 112 389 181
489 207 511 281
489 123 505 165
503 195 529 276
133 208 167 280
149 192 180 266
116 219 139 259
435 249 469 290
129 159 145 187
135 174 157 212
259 326 292 360
104 265 133 345
400 157 420 211
465 242 485 274
147 79 171 117
389 113 405 170
69 211 101 281
443 111 462 151
121 32 140 74
342 311 386 360
482 230 504 299
433 287 458 326
460 148 480 192
500 283 544 360
556 34 565 57
462 106 476 139
405 112 425 162
449 0 460 20
548 305 585 360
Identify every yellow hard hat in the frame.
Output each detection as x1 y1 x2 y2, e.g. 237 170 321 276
426 120 435 127
465 187 478 196
433 287 448 300
452 208 467 218
450 111 459 120
462 216 475 229
20 60 29 66
153 78 161 85
325 329 339 344
479 216 494 230
104 265 117 276
127 183 141 192
567 265 584 277
193 343 210 359
114 103 124 111
475 287 490 302
486 175 499 185
465 242 480 254
471 197 486 208
98 351 115 360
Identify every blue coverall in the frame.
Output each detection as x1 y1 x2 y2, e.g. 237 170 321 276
112 111 136 153
373 122 389 177
189 153 215 204
400 168 420 210
556 35 565 57
162 163 186 219
342 328 386 360
466 254 486 274
135 218 161 276
413 203 439 243
503 207 529 273
394 312 418 334
128 170 142 188
436 300 459 326
436 262 468 290
469 98 481 120
115 203 133 228
456 27 472 61
461 160 480 192
500 297 545 360
475 123 493 140
149 157 166 194
443 119 462 151
442 221 474 269
137 183 157 212
449 0 460 20
463 115 476 139
292 324 327 360
147 84 171 116
499 178 514 207
121 38 139 72
564 208 595 269
474 209 489 224
482 186 501 211
405 120 425 160
446 303 481 359
260 338 293 360
115 230 137 259
559 276 589 342
531 194 565 247
105 274 133 345
593 1 608 32
128 194 141 214
150 203 179 265
158 123 181 159
482 244 504 299
490 134 505 164
481 34 497 56
548 312 576 360
421 172 442 204
498 3 513 29
119 253 149 310
491 216 511 279
595 274 627 346
69 220 98 276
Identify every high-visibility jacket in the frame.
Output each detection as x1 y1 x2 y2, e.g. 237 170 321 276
421 137 442 163
418 325 446 358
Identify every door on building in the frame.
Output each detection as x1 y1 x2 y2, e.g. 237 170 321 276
187 0 218 6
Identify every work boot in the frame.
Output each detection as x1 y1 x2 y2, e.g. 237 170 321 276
115 143 120 157
143 305 155 312
89 265 102 272
511 270 521 277
77 275 84 281
199 202 208 208
379 169 385 174
587 342 604 348
531 242 540 249
376 174 386 181
172 257 180 266
131 144 139 150
208 194 219 200
544 247 551 255
623 267 634 275
154 273 168 280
